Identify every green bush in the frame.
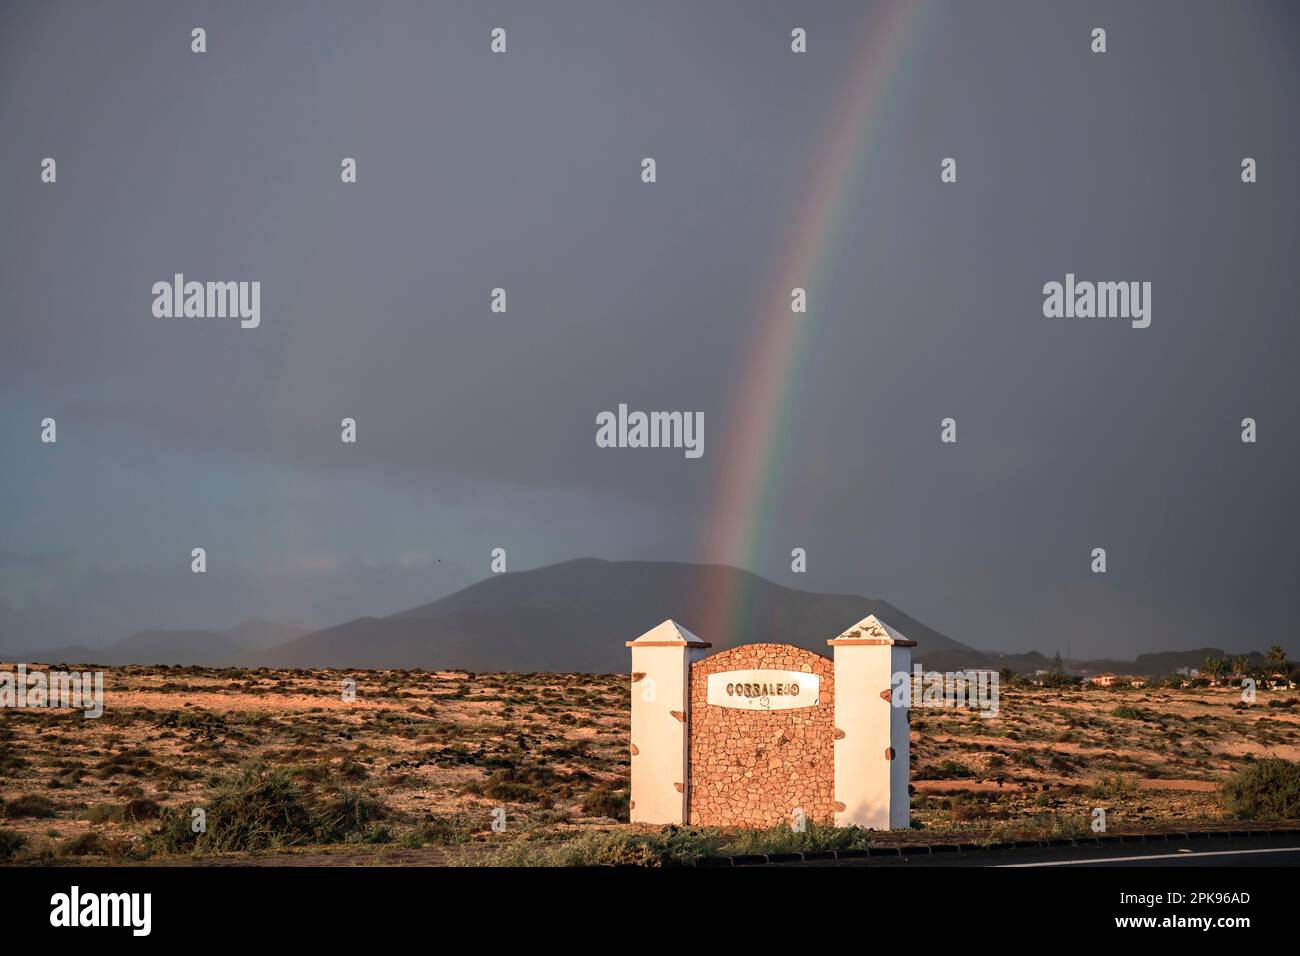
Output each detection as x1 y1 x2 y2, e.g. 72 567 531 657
935 759 975 779
471 826 722 867
725 821 873 856
315 791 387 843
85 803 124 824
1110 705 1148 721
1 794 58 819
464 762 565 805
948 793 996 821
1090 775 1137 800
124 797 161 822
579 789 629 820
1221 759 1300 821
86 797 157 825
56 832 132 858
471 820 885 867
150 763 389 854
0 828 27 861
405 815 473 847
0 748 32 777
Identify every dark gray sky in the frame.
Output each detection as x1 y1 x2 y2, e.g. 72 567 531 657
2 1 1297 658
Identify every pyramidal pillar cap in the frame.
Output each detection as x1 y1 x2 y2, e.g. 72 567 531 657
827 614 917 647
625 619 712 648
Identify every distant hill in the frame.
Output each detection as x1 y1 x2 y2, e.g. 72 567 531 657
255 558 974 672
5 618 306 667
914 647 1269 679
1072 648 1267 677
223 618 310 650
2 560 1271 676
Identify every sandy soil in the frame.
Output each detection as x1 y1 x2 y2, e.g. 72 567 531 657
1 664 1297 863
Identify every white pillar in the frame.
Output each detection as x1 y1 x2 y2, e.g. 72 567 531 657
829 615 914 829
627 620 711 825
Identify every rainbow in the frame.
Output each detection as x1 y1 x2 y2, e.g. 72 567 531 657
695 1 933 644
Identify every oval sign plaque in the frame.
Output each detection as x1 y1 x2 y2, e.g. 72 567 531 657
706 670 820 711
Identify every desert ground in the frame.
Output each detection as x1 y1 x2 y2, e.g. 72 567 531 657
1 663 1298 865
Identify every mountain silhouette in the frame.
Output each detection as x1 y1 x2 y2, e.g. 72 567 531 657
7 618 306 667
253 558 972 671
2 560 1260 676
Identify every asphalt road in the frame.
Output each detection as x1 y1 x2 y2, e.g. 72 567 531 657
786 834 1300 867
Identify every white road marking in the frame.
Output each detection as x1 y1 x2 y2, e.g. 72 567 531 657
998 846 1300 867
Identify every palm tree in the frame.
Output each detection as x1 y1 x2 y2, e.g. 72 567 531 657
1201 656 1226 680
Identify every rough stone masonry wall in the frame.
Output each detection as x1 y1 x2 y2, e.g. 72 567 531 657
688 643 835 827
